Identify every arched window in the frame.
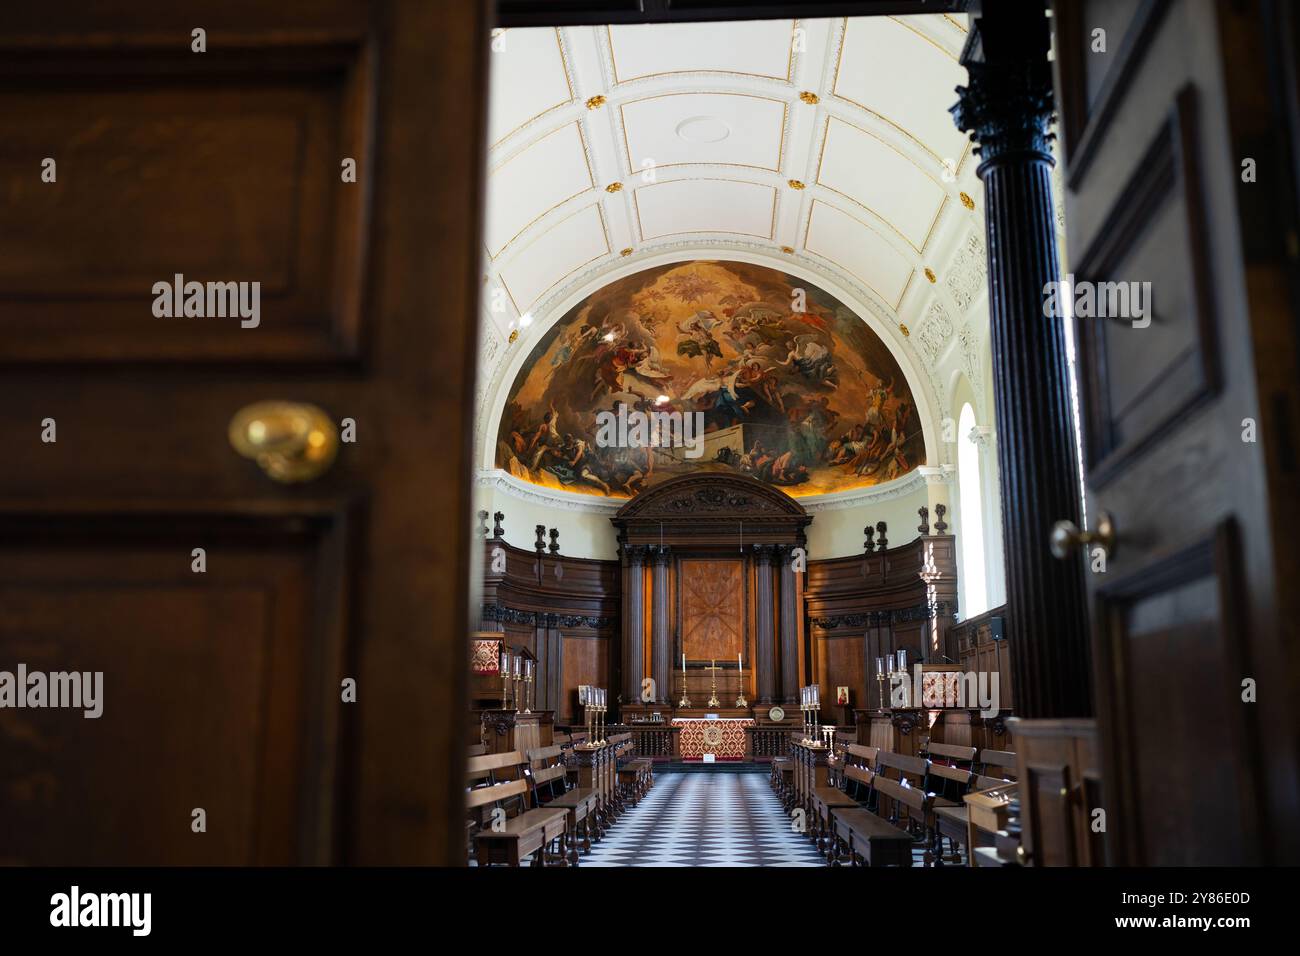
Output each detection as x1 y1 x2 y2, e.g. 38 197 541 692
957 402 988 617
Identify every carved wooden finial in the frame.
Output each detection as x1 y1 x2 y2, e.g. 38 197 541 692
492 511 504 538
476 510 489 538
863 525 875 552
934 504 948 535
917 506 930 535
875 521 888 551
548 528 560 554
534 524 546 554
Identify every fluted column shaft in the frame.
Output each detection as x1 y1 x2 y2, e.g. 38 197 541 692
754 544 777 704
651 546 672 704
951 6 1090 718
777 545 800 704
622 545 645 707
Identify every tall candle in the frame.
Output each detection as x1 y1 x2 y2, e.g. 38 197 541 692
682 653 686 672
738 654 742 670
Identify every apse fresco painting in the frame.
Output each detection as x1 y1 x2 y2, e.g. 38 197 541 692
495 261 924 498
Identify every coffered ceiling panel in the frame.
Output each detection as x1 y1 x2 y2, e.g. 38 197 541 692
804 199 914 309
634 179 777 241
481 14 982 358
816 116 947 252
606 20 795 83
833 16 969 164
499 203 609 312
487 122 593 258
487 27 573 147
620 92 786 173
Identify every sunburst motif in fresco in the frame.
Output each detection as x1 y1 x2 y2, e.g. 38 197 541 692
495 261 924 498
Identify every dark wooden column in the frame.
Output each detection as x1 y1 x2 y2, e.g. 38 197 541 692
950 4 1090 717
754 544 777 704
621 543 645 707
777 545 799 704
650 546 672 704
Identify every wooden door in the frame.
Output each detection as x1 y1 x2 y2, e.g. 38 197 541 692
1054 0 1299 864
0 0 486 865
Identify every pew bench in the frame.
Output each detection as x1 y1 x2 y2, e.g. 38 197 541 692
873 775 942 865
926 742 977 769
829 807 914 867
467 754 570 867
978 748 1017 780
527 745 601 863
811 785 861 858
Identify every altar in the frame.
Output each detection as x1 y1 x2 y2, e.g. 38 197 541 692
672 717 754 760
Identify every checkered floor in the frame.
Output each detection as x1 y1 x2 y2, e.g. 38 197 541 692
582 772 829 867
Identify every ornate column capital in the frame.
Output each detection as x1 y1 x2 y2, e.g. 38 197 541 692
968 425 996 449
950 7 1057 173
651 544 672 567
951 60 1055 170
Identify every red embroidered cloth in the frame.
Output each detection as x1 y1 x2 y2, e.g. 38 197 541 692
671 718 754 759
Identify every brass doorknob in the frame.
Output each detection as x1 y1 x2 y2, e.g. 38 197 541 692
1050 511 1116 560
228 401 338 483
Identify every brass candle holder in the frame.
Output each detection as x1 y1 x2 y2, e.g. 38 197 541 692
678 669 692 709
705 659 722 708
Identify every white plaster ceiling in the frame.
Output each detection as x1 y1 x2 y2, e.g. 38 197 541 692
483 14 977 321
476 13 994 510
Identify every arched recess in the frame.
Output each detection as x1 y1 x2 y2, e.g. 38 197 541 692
477 246 944 514
949 372 1005 615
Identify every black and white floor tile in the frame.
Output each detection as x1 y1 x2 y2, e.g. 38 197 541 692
583 772 829 867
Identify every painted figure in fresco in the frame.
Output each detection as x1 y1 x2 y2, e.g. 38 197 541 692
777 334 837 388
552 323 597 366
494 262 925 498
676 310 724 370
523 404 561 471
591 344 649 399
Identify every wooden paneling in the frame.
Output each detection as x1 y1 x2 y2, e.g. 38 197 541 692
561 634 607 724
805 534 958 712
1073 85 1218 487
0 508 348 865
1095 524 1263 864
0 33 372 363
0 0 488 866
1011 718 1103 867
818 632 864 712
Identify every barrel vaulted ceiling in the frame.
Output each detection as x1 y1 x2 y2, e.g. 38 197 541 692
476 15 1002 508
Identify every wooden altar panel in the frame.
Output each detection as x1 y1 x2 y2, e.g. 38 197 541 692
679 558 745 662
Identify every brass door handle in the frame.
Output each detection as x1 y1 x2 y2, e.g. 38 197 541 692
1050 511 1116 560
228 401 338 483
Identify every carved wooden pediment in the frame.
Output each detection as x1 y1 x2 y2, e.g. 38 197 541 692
612 473 808 523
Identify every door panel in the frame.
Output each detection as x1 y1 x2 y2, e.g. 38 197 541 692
0 0 486 865
0 29 372 363
0 508 348 865
1055 0 1294 864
